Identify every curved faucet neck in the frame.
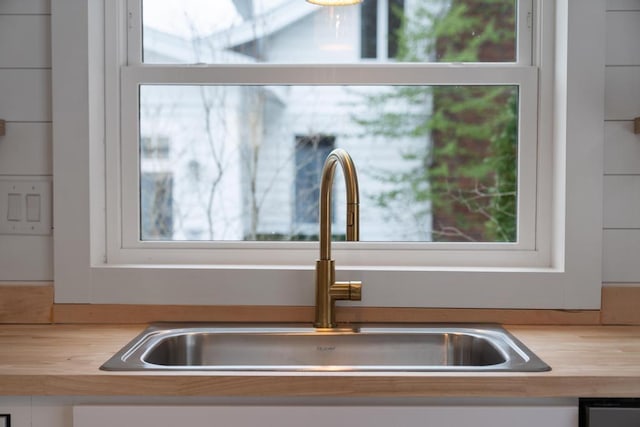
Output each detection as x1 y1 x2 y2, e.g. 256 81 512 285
319 149 360 261
314 148 362 329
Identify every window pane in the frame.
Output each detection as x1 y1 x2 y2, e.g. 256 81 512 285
141 0 517 64
139 84 518 242
294 135 335 227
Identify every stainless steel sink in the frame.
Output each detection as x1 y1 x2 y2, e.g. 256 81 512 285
101 323 550 372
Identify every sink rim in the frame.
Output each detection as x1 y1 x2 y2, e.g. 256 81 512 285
101 323 550 373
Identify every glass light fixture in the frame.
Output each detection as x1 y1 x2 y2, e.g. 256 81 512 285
306 0 362 5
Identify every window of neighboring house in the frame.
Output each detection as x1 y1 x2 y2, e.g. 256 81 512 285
294 135 335 233
360 0 405 60
139 134 173 240
141 135 170 159
51 0 604 308
140 172 174 240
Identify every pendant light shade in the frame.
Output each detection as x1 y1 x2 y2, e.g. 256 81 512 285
306 0 363 5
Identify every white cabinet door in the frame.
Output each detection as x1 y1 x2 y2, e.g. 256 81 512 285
74 405 578 427
32 397 71 427
0 397 31 427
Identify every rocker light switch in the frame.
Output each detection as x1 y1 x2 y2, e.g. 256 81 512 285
0 178 51 235
6 193 21 221
26 194 41 222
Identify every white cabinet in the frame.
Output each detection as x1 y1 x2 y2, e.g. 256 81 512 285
32 397 71 427
0 397 579 427
73 404 578 427
0 397 71 427
0 397 32 427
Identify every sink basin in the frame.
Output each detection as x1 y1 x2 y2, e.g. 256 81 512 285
101 323 549 372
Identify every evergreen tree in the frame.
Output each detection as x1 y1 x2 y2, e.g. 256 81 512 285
355 0 518 242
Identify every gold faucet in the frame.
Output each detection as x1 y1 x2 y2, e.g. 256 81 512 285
314 148 362 329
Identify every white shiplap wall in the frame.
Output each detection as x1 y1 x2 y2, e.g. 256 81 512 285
602 0 640 282
0 0 53 281
0 0 638 287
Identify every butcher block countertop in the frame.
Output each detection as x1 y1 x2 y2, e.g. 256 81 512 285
0 324 639 397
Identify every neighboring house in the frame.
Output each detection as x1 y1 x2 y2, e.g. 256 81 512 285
139 0 432 242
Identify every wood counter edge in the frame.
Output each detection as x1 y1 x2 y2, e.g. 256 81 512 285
1 373 639 398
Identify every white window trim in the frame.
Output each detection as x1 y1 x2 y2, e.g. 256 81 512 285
117 0 538 264
117 65 539 265
52 0 604 309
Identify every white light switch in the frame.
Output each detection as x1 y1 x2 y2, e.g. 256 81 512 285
26 194 41 222
0 178 52 235
7 193 21 221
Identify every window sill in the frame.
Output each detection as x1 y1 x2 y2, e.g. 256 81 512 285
64 263 599 309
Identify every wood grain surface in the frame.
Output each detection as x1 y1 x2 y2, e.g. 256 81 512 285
0 283 52 323
0 324 639 397
52 304 601 325
602 285 640 324
2 284 640 326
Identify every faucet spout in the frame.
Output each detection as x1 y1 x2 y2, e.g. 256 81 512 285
314 148 362 329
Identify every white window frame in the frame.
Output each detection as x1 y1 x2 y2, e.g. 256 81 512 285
52 0 604 309
119 0 536 263
117 68 538 264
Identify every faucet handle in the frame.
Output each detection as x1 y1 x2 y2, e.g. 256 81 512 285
332 281 362 301
348 281 362 301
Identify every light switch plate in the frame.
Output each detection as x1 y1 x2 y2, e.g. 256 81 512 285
0 177 52 235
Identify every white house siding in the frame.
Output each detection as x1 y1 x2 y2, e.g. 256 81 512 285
265 6 361 63
254 7 431 241
602 0 640 282
139 85 246 241
138 3 431 242
0 0 53 281
254 84 430 241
